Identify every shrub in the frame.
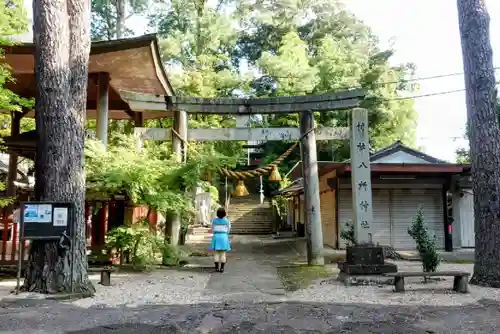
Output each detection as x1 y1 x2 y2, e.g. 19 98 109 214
408 206 440 273
105 218 185 269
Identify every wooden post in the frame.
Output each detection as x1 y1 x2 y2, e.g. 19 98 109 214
5 111 22 266
6 112 21 215
96 72 110 148
134 111 144 152
350 108 374 245
166 109 187 245
299 110 324 266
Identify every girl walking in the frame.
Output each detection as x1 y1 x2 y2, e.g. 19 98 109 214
210 207 231 272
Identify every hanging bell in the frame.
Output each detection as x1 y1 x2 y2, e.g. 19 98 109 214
268 165 282 182
233 180 250 197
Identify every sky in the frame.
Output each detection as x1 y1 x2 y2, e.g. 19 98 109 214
343 0 500 162
20 0 500 162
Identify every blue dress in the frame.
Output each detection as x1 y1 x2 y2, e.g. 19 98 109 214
210 218 231 251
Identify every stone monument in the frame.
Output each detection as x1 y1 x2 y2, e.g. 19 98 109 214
338 108 397 283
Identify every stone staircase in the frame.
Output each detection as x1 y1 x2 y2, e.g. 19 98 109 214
227 195 274 234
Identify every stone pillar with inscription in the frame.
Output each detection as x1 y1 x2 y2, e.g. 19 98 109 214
350 108 374 245
338 108 397 280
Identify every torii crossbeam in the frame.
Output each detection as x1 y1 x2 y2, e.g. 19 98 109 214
119 89 365 114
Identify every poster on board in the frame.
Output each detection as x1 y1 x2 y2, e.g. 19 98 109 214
23 203 53 223
53 207 68 227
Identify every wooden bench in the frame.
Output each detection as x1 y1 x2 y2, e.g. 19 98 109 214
88 267 115 286
384 271 470 293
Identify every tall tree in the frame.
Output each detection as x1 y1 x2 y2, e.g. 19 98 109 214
149 0 247 157
457 0 500 287
235 0 418 166
26 0 94 293
149 0 418 172
91 0 148 40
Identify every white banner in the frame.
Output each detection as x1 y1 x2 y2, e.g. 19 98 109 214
212 224 229 233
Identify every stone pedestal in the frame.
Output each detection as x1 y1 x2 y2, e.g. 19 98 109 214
338 246 397 281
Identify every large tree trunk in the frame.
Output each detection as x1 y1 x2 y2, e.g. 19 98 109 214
457 0 500 287
26 0 94 294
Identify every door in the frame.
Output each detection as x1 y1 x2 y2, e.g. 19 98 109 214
460 191 475 247
391 188 444 250
337 188 391 248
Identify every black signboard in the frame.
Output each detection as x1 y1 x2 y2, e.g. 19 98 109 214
16 201 77 294
20 202 75 239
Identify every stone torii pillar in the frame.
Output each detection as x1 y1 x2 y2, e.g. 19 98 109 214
300 110 325 266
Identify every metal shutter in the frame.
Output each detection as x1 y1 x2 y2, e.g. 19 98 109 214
337 188 391 249
320 190 336 248
391 189 444 250
459 191 475 247
372 189 391 247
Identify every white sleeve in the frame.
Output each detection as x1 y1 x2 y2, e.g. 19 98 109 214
228 220 231 232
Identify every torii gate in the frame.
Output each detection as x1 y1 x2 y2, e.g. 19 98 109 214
121 90 373 266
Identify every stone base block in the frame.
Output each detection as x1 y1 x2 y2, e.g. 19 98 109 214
337 272 394 287
338 261 398 275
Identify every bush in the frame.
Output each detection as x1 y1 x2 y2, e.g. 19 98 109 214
162 243 183 266
105 218 186 269
340 222 356 246
408 206 440 273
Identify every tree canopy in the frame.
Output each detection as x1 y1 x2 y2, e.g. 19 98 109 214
85 134 238 216
144 0 418 171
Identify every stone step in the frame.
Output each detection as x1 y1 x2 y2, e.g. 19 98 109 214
230 215 273 220
186 234 213 242
231 219 273 223
231 230 272 235
224 197 274 234
189 227 212 235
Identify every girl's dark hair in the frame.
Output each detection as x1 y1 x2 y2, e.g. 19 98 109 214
216 207 226 219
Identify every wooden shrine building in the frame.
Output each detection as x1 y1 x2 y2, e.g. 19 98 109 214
0 34 172 263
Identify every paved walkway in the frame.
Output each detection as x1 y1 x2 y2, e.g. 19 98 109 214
203 241 287 302
0 237 497 333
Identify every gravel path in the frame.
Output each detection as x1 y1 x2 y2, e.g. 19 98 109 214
290 261 500 307
72 269 211 308
0 241 500 333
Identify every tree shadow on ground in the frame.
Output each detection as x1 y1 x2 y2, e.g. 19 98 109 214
0 297 498 333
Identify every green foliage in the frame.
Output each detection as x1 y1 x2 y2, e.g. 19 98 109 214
340 222 356 246
148 0 248 162
455 147 470 164
233 0 418 160
85 134 238 217
272 178 291 219
0 0 34 128
147 0 418 168
408 206 440 273
91 0 148 40
105 218 184 268
0 181 13 208
161 243 183 266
